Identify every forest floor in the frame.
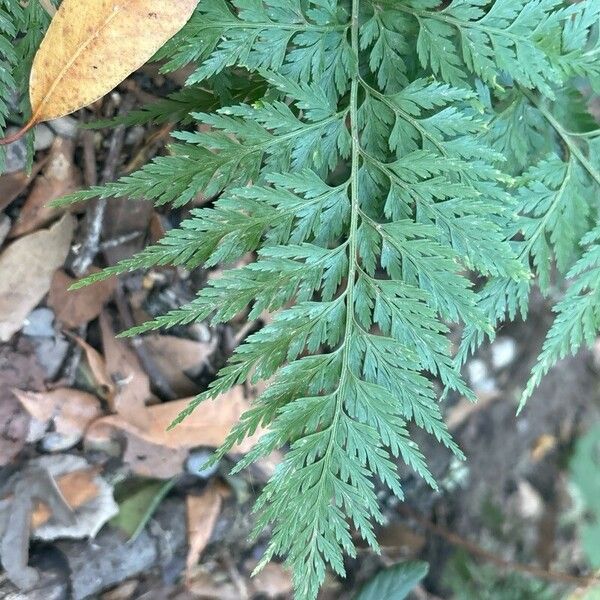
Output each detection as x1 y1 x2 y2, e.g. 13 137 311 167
0 69 599 600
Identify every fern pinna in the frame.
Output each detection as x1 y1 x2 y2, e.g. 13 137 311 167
52 1 600 598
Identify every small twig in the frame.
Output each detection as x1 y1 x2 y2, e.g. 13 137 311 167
397 504 600 587
113 283 177 401
99 231 143 251
72 95 135 277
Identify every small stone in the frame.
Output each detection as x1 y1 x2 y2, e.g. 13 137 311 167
516 479 544 520
39 432 82 453
47 116 78 139
33 335 70 379
3 133 27 173
185 449 218 479
23 308 55 338
491 336 517 370
467 359 488 387
33 123 55 151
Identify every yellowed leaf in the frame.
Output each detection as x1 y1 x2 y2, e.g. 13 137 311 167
1 0 199 143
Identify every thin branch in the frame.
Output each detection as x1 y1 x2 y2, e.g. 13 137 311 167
72 95 135 277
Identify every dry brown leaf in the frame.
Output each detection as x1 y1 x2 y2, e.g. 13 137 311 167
31 467 100 529
1 0 198 142
0 214 74 341
100 312 152 428
186 482 230 576
0 160 46 213
144 334 217 397
121 434 189 479
12 388 102 439
71 333 115 399
85 387 263 477
250 563 293 599
48 269 116 328
0 339 46 465
10 138 81 237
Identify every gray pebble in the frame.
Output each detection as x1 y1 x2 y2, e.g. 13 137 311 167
47 116 78 139
33 123 55 151
40 432 82 453
23 307 55 338
3 133 27 173
185 449 219 479
33 335 70 379
491 336 517 370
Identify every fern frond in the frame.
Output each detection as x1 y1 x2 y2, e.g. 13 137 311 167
54 1 600 598
522 227 600 407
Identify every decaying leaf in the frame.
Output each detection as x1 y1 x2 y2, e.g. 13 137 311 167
100 312 152 428
0 160 45 213
250 562 293 599
0 340 46 465
0 214 74 342
12 387 102 442
1 0 199 143
49 269 116 328
86 388 262 477
10 138 81 237
31 455 118 540
144 334 217 397
71 333 116 399
0 454 117 590
186 481 230 576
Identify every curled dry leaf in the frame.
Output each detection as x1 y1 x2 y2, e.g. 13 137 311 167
100 312 152 428
10 137 81 238
0 0 199 143
12 387 102 442
186 481 230 576
0 214 74 342
71 333 115 399
48 269 116 328
144 334 218 397
85 388 263 477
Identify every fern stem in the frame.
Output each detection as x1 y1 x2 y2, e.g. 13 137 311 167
299 1 362 593
521 88 600 189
